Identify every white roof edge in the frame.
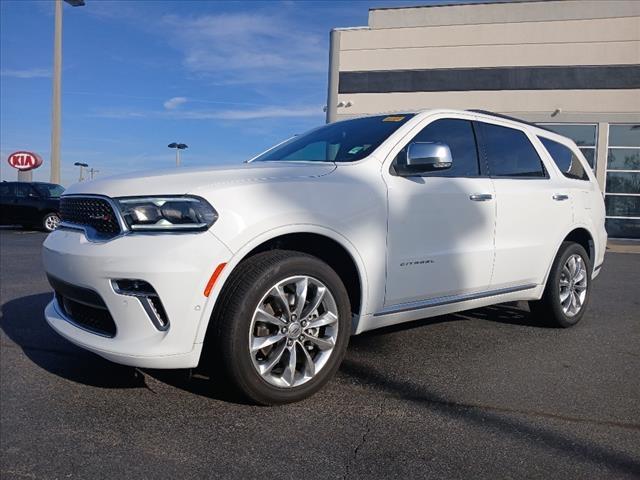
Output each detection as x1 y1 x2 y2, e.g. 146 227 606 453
332 26 370 32
368 0 551 12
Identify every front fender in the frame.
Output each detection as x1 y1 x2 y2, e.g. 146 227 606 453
193 224 370 345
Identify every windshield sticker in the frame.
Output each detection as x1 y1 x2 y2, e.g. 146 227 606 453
348 146 364 155
383 116 405 122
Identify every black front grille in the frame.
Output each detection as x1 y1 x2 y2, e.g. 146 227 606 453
48 275 117 337
59 196 121 237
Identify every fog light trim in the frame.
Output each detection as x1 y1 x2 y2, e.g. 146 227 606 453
111 279 170 331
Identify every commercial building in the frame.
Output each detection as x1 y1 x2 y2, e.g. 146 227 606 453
326 0 640 238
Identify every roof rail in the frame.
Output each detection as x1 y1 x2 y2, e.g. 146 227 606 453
467 109 552 132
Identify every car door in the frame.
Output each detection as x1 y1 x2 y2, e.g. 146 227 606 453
383 116 496 307
0 183 17 224
475 119 573 289
13 183 42 225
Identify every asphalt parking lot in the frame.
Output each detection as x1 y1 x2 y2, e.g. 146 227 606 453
1 229 639 479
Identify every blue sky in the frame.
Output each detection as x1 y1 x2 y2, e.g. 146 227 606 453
1 0 487 186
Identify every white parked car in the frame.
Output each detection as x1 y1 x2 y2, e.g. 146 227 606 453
42 109 606 404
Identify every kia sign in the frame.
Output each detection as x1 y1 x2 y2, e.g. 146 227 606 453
7 151 43 171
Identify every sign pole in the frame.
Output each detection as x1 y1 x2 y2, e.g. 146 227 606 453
17 171 33 182
50 0 62 184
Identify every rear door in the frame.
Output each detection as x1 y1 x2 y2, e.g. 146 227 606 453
475 119 572 288
13 183 42 224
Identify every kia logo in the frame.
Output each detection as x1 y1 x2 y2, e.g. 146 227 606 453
7 151 43 171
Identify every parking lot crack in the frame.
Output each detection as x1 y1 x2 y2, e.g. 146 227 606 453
343 401 384 479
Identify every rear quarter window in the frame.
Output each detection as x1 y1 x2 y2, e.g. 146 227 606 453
539 137 589 181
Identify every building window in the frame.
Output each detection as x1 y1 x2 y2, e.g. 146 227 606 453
605 124 640 239
537 124 597 169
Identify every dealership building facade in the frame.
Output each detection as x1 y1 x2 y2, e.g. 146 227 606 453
326 0 640 238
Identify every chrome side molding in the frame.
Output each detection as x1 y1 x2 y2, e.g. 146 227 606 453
376 283 537 317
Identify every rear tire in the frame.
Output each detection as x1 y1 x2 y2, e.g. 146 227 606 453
42 212 60 232
529 241 592 328
209 250 351 405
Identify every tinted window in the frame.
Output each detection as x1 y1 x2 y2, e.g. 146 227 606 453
537 124 597 169
0 183 13 196
606 172 640 194
609 124 640 147
395 119 480 177
254 114 414 163
15 184 32 197
32 183 64 198
479 123 546 177
539 137 589 181
538 124 596 147
607 149 640 170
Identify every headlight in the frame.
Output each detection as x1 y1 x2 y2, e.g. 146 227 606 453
116 196 218 232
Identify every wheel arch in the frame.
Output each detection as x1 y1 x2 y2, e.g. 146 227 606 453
194 226 368 347
564 227 595 263
542 226 596 288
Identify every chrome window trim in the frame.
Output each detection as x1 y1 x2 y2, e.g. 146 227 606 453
375 283 537 317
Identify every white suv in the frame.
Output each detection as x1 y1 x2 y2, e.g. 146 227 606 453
42 109 606 404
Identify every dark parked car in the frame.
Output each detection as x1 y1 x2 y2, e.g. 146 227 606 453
0 181 64 232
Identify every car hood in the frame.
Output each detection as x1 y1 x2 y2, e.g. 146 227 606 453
62 162 336 198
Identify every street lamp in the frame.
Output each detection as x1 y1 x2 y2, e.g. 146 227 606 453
50 0 85 185
168 143 188 167
74 161 88 182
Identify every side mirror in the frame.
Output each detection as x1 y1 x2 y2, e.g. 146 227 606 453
397 142 453 176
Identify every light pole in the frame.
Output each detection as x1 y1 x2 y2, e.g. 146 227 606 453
50 0 85 185
74 161 88 181
168 143 188 167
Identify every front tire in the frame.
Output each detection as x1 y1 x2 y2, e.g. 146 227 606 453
529 241 592 328
210 250 351 405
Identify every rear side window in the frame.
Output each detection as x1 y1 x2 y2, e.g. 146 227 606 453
539 137 589 181
396 118 480 177
478 122 546 178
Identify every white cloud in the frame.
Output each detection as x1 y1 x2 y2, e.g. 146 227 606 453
161 12 326 84
163 96 188 110
1 68 51 79
178 105 321 120
91 105 322 121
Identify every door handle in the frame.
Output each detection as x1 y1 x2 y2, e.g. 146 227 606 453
552 194 569 201
469 193 493 201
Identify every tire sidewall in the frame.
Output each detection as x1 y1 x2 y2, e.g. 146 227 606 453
225 255 351 404
547 243 592 327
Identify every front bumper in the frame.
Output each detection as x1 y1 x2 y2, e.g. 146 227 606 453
42 228 232 368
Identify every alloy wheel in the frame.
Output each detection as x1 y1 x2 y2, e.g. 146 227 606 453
45 214 61 232
559 254 588 317
248 275 339 388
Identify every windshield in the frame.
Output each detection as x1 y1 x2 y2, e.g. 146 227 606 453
33 183 64 198
253 114 414 163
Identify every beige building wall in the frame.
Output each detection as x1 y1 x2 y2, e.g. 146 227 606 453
328 0 640 124
326 0 640 238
